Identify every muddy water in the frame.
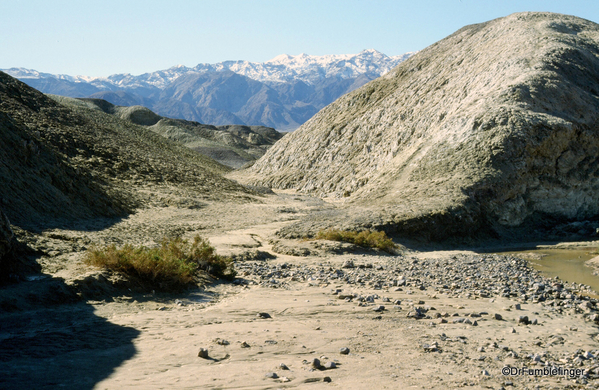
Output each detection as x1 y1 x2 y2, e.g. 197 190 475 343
498 248 599 293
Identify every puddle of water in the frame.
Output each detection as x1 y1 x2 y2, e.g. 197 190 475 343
497 248 599 293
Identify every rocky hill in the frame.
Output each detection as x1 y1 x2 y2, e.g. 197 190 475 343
246 12 599 240
50 96 284 168
3 50 413 130
0 71 249 232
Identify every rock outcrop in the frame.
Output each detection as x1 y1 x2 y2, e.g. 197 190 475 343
248 12 599 239
0 209 13 260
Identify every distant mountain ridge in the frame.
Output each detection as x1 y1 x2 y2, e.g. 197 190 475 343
3 50 413 130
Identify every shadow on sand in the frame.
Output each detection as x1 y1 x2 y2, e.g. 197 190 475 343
0 282 140 390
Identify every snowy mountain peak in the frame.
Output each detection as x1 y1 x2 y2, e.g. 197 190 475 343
3 49 414 88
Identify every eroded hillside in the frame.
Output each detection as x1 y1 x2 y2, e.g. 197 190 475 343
0 71 250 231
246 12 599 239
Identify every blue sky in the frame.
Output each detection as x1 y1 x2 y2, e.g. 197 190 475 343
1 0 598 77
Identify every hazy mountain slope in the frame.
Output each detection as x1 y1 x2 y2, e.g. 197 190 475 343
87 90 153 107
247 12 599 239
153 71 291 127
3 50 413 130
0 71 248 231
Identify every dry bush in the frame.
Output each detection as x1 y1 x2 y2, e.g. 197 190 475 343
85 235 236 291
315 229 396 253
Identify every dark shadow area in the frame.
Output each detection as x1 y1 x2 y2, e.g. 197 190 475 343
0 282 140 390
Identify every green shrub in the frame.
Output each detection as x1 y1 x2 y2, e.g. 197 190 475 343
315 229 397 253
84 235 236 291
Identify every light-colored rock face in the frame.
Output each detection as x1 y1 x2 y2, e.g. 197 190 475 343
249 12 599 234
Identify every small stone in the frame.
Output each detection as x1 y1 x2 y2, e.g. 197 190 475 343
510 327 517 333
265 372 279 379
215 338 229 345
258 312 272 319
472 320 478 326
482 369 490 376
583 351 594 359
518 316 530 325
280 363 290 370
342 260 355 268
340 347 350 355
372 305 385 312
311 358 322 369
240 341 250 348
323 376 332 383
493 313 503 320
324 361 336 369
514 304 521 310
422 343 438 352
198 348 209 359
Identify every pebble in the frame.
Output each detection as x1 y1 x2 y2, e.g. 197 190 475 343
198 348 209 359
265 372 278 379
240 341 250 348
518 315 530 325
324 361 336 369
311 358 322 369
280 363 290 370
340 347 350 355
231 252 599 378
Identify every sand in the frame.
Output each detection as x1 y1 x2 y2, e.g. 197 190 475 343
1 189 598 389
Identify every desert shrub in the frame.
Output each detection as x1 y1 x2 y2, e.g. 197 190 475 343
84 235 236 291
315 229 396 253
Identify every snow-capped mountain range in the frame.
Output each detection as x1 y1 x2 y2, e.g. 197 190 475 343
3 49 414 130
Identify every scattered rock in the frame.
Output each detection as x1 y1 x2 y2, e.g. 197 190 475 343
198 348 209 359
311 358 322 370
518 316 530 325
340 347 350 355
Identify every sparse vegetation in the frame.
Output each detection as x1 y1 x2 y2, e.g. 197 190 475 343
315 229 397 253
84 235 236 291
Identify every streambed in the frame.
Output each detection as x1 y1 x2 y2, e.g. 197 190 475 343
498 247 599 294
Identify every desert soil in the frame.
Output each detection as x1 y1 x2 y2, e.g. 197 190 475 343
2 188 599 390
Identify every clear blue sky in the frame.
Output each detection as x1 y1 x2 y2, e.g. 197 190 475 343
1 0 598 77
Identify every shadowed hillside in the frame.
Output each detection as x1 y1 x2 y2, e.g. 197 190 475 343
0 71 250 231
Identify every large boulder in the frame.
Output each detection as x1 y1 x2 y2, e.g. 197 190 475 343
248 12 599 239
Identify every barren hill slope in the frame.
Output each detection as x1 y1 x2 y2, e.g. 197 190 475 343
0 71 249 231
51 96 284 168
247 12 599 239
